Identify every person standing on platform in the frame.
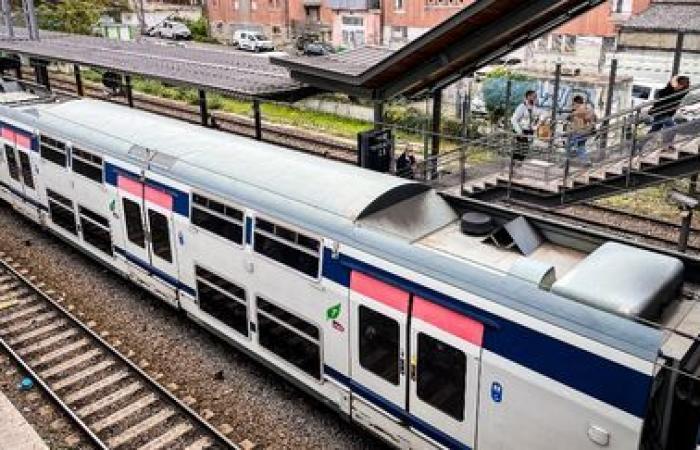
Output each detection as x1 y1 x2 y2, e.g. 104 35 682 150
567 95 595 167
511 90 542 163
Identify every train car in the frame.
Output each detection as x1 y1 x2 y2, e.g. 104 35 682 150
0 80 700 450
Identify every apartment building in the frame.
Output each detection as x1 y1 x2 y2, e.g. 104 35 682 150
123 0 203 28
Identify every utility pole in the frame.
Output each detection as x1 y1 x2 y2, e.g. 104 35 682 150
21 0 38 40
1 0 13 39
136 0 147 35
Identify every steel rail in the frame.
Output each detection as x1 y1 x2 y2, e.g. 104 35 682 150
0 254 238 450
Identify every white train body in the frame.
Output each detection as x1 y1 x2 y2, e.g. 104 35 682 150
0 88 698 450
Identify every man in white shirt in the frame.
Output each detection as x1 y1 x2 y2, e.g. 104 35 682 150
510 90 541 161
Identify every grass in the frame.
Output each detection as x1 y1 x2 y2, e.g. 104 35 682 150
594 181 695 223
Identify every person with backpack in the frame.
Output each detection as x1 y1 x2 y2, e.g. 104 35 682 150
510 90 542 162
567 95 596 167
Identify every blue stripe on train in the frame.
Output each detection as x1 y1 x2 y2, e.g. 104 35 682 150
322 248 652 419
114 246 197 297
104 162 189 217
324 365 471 450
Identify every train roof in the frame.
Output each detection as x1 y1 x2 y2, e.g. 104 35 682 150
2 97 666 362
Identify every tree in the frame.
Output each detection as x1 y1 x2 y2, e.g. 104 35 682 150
481 67 534 125
36 0 128 35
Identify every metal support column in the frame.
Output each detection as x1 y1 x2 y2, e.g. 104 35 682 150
124 75 134 108
74 64 84 97
600 58 617 156
460 81 472 195
32 59 49 90
373 101 384 130
430 88 442 180
549 63 561 153
253 99 262 140
672 32 685 76
1 0 13 39
198 90 208 127
679 174 698 253
21 0 38 40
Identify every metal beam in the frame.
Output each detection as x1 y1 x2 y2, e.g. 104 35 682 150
672 32 685 76
124 75 134 108
430 89 442 180
199 89 208 127
373 101 384 130
600 58 617 155
253 99 262 140
74 64 83 97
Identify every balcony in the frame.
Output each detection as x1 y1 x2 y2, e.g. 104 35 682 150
326 0 380 10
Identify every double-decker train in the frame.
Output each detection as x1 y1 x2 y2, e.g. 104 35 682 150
1 80 699 449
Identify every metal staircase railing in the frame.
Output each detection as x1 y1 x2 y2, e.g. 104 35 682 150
408 84 700 205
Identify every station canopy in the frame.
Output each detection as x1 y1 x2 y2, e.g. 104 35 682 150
272 0 609 100
0 30 313 101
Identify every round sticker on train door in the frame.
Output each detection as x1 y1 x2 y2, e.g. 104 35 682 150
491 382 503 403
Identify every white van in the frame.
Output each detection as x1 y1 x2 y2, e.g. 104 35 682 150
631 82 665 109
233 30 274 52
148 20 192 40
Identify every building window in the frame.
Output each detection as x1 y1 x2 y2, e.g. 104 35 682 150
191 193 244 245
390 26 407 42
71 147 103 184
550 34 562 53
394 0 404 9
47 189 77 235
256 296 321 379
253 217 320 278
39 135 67 167
79 206 113 256
425 0 465 6
341 16 363 26
196 265 248 337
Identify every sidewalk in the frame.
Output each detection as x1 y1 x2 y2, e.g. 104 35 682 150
0 390 48 450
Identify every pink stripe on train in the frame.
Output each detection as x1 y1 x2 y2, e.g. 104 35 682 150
413 296 484 346
117 175 174 210
350 271 409 313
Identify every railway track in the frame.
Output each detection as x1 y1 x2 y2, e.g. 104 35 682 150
39 71 357 163
0 254 237 450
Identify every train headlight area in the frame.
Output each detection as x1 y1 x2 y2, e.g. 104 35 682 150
1 79 700 450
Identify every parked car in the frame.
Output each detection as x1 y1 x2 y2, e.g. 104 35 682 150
303 41 334 56
232 30 274 52
631 82 665 109
147 20 192 40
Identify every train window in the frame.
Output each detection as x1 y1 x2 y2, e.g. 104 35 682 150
148 209 172 263
46 189 77 235
18 152 33 189
195 265 248 337
79 206 112 256
359 306 399 385
72 147 103 183
253 218 320 278
39 135 67 167
256 296 321 379
4 145 19 181
191 192 243 245
122 198 145 248
416 333 466 421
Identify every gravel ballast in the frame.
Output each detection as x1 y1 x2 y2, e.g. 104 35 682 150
0 203 385 449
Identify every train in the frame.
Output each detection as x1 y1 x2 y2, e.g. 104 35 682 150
1 79 700 450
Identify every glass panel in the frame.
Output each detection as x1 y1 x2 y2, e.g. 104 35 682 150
192 207 243 244
122 198 145 248
148 209 172 263
4 145 19 181
72 158 103 183
254 233 319 278
81 216 113 256
79 206 110 228
359 306 399 385
49 202 77 235
40 145 67 167
257 297 319 339
256 297 321 379
18 152 33 189
195 266 245 300
197 276 248 337
416 333 466 421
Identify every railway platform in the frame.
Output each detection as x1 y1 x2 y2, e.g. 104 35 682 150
0 389 48 450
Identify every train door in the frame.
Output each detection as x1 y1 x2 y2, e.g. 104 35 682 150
118 175 150 264
407 296 483 448
349 271 408 408
17 148 38 204
144 198 177 281
3 142 23 195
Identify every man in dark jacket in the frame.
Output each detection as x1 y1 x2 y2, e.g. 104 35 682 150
647 75 690 151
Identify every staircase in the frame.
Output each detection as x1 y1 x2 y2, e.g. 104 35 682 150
442 86 700 208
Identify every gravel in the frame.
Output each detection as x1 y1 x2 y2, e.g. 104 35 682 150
0 203 385 449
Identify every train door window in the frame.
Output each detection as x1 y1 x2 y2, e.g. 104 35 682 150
191 193 243 244
195 265 248 337
416 333 466 421
18 151 33 189
358 305 399 385
4 144 19 181
253 217 320 278
256 296 321 379
46 189 77 235
122 198 145 248
39 135 67 167
79 206 113 256
71 147 103 183
147 209 172 263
